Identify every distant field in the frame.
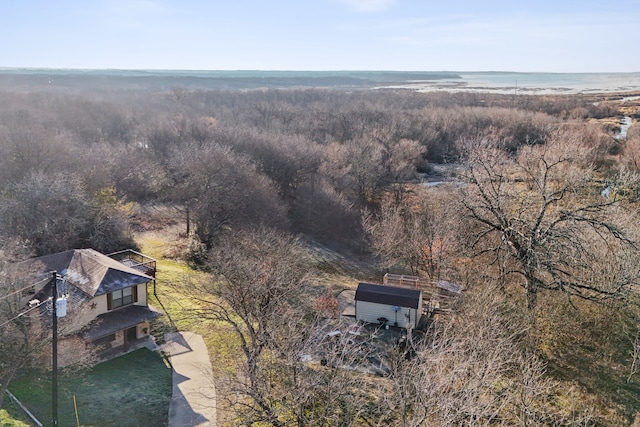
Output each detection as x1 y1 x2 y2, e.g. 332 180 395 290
0 69 461 91
3 68 640 94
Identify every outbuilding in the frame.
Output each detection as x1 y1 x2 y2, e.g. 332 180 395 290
355 282 422 329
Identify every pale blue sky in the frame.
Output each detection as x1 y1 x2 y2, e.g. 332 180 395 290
1 0 638 72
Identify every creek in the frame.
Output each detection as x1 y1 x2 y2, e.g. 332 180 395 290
616 116 633 140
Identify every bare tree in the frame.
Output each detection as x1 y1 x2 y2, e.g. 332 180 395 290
0 172 91 255
0 172 136 255
223 130 323 203
186 228 314 425
385 138 424 204
291 179 362 245
185 228 394 426
629 328 640 383
0 239 45 408
0 110 76 186
373 281 594 426
321 138 386 208
621 126 640 172
363 187 460 279
167 142 289 247
458 133 640 310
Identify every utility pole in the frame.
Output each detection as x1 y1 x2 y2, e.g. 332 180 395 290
51 271 58 427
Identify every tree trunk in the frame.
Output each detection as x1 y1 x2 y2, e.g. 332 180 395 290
526 281 538 311
185 205 190 236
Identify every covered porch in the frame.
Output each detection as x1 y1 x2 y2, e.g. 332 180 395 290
83 304 163 360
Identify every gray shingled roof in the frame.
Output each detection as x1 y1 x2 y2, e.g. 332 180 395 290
33 249 153 297
355 282 422 309
82 304 163 341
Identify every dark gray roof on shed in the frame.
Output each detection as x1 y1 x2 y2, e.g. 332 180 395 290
355 282 422 309
33 249 153 297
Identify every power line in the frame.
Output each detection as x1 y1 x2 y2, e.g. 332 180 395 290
0 276 53 303
0 297 51 329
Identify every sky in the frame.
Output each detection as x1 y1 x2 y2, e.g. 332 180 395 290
0 0 638 73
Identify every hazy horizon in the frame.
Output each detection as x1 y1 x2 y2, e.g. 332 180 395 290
1 68 639 75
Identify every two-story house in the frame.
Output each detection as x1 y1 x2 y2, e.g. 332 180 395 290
30 248 162 362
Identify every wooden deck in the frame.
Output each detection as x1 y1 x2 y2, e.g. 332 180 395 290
383 273 462 316
108 249 157 278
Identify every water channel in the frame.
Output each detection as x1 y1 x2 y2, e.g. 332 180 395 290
616 116 633 140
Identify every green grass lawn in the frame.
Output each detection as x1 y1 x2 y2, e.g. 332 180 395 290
1 403 32 427
8 348 172 427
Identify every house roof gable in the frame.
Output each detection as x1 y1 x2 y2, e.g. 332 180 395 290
355 282 422 309
34 249 153 297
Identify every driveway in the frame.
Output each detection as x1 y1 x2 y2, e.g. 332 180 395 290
162 331 217 427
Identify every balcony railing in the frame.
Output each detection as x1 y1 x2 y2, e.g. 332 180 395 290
107 249 156 278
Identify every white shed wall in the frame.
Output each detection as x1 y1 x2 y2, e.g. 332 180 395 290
355 300 419 328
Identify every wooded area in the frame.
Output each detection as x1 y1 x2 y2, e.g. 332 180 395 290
1 77 640 425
